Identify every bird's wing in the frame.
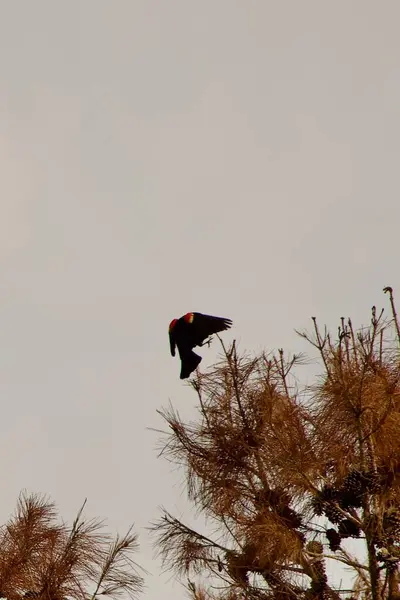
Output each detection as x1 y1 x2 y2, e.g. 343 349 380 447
193 313 233 338
169 331 176 356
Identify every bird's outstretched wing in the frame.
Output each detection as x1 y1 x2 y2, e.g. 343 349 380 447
193 313 233 339
169 331 176 356
168 318 178 356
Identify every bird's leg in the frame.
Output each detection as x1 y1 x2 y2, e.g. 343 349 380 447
199 336 213 348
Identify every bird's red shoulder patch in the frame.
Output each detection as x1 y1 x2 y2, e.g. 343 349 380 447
169 319 178 332
184 312 194 324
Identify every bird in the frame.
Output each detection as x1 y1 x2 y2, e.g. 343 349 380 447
169 312 233 379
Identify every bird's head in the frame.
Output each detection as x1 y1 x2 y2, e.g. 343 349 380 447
183 312 194 324
169 319 178 333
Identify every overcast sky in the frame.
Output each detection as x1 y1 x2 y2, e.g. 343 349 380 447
1 1 400 598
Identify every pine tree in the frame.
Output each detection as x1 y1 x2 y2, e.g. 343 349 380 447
151 287 400 600
0 492 145 600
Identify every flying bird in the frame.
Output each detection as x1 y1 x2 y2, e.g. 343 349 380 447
169 312 233 379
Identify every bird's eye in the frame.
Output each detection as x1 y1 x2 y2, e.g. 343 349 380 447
184 313 194 323
169 319 178 332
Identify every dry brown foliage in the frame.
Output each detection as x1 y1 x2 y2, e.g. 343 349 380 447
0 492 144 600
151 287 400 600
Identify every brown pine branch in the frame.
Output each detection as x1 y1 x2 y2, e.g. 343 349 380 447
0 493 144 600
90 526 145 600
384 286 400 346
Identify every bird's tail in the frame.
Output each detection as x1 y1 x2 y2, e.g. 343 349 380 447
180 350 202 379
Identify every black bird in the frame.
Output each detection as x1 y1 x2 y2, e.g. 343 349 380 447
169 312 233 379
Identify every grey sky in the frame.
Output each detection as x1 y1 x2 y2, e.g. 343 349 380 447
1 1 399 598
